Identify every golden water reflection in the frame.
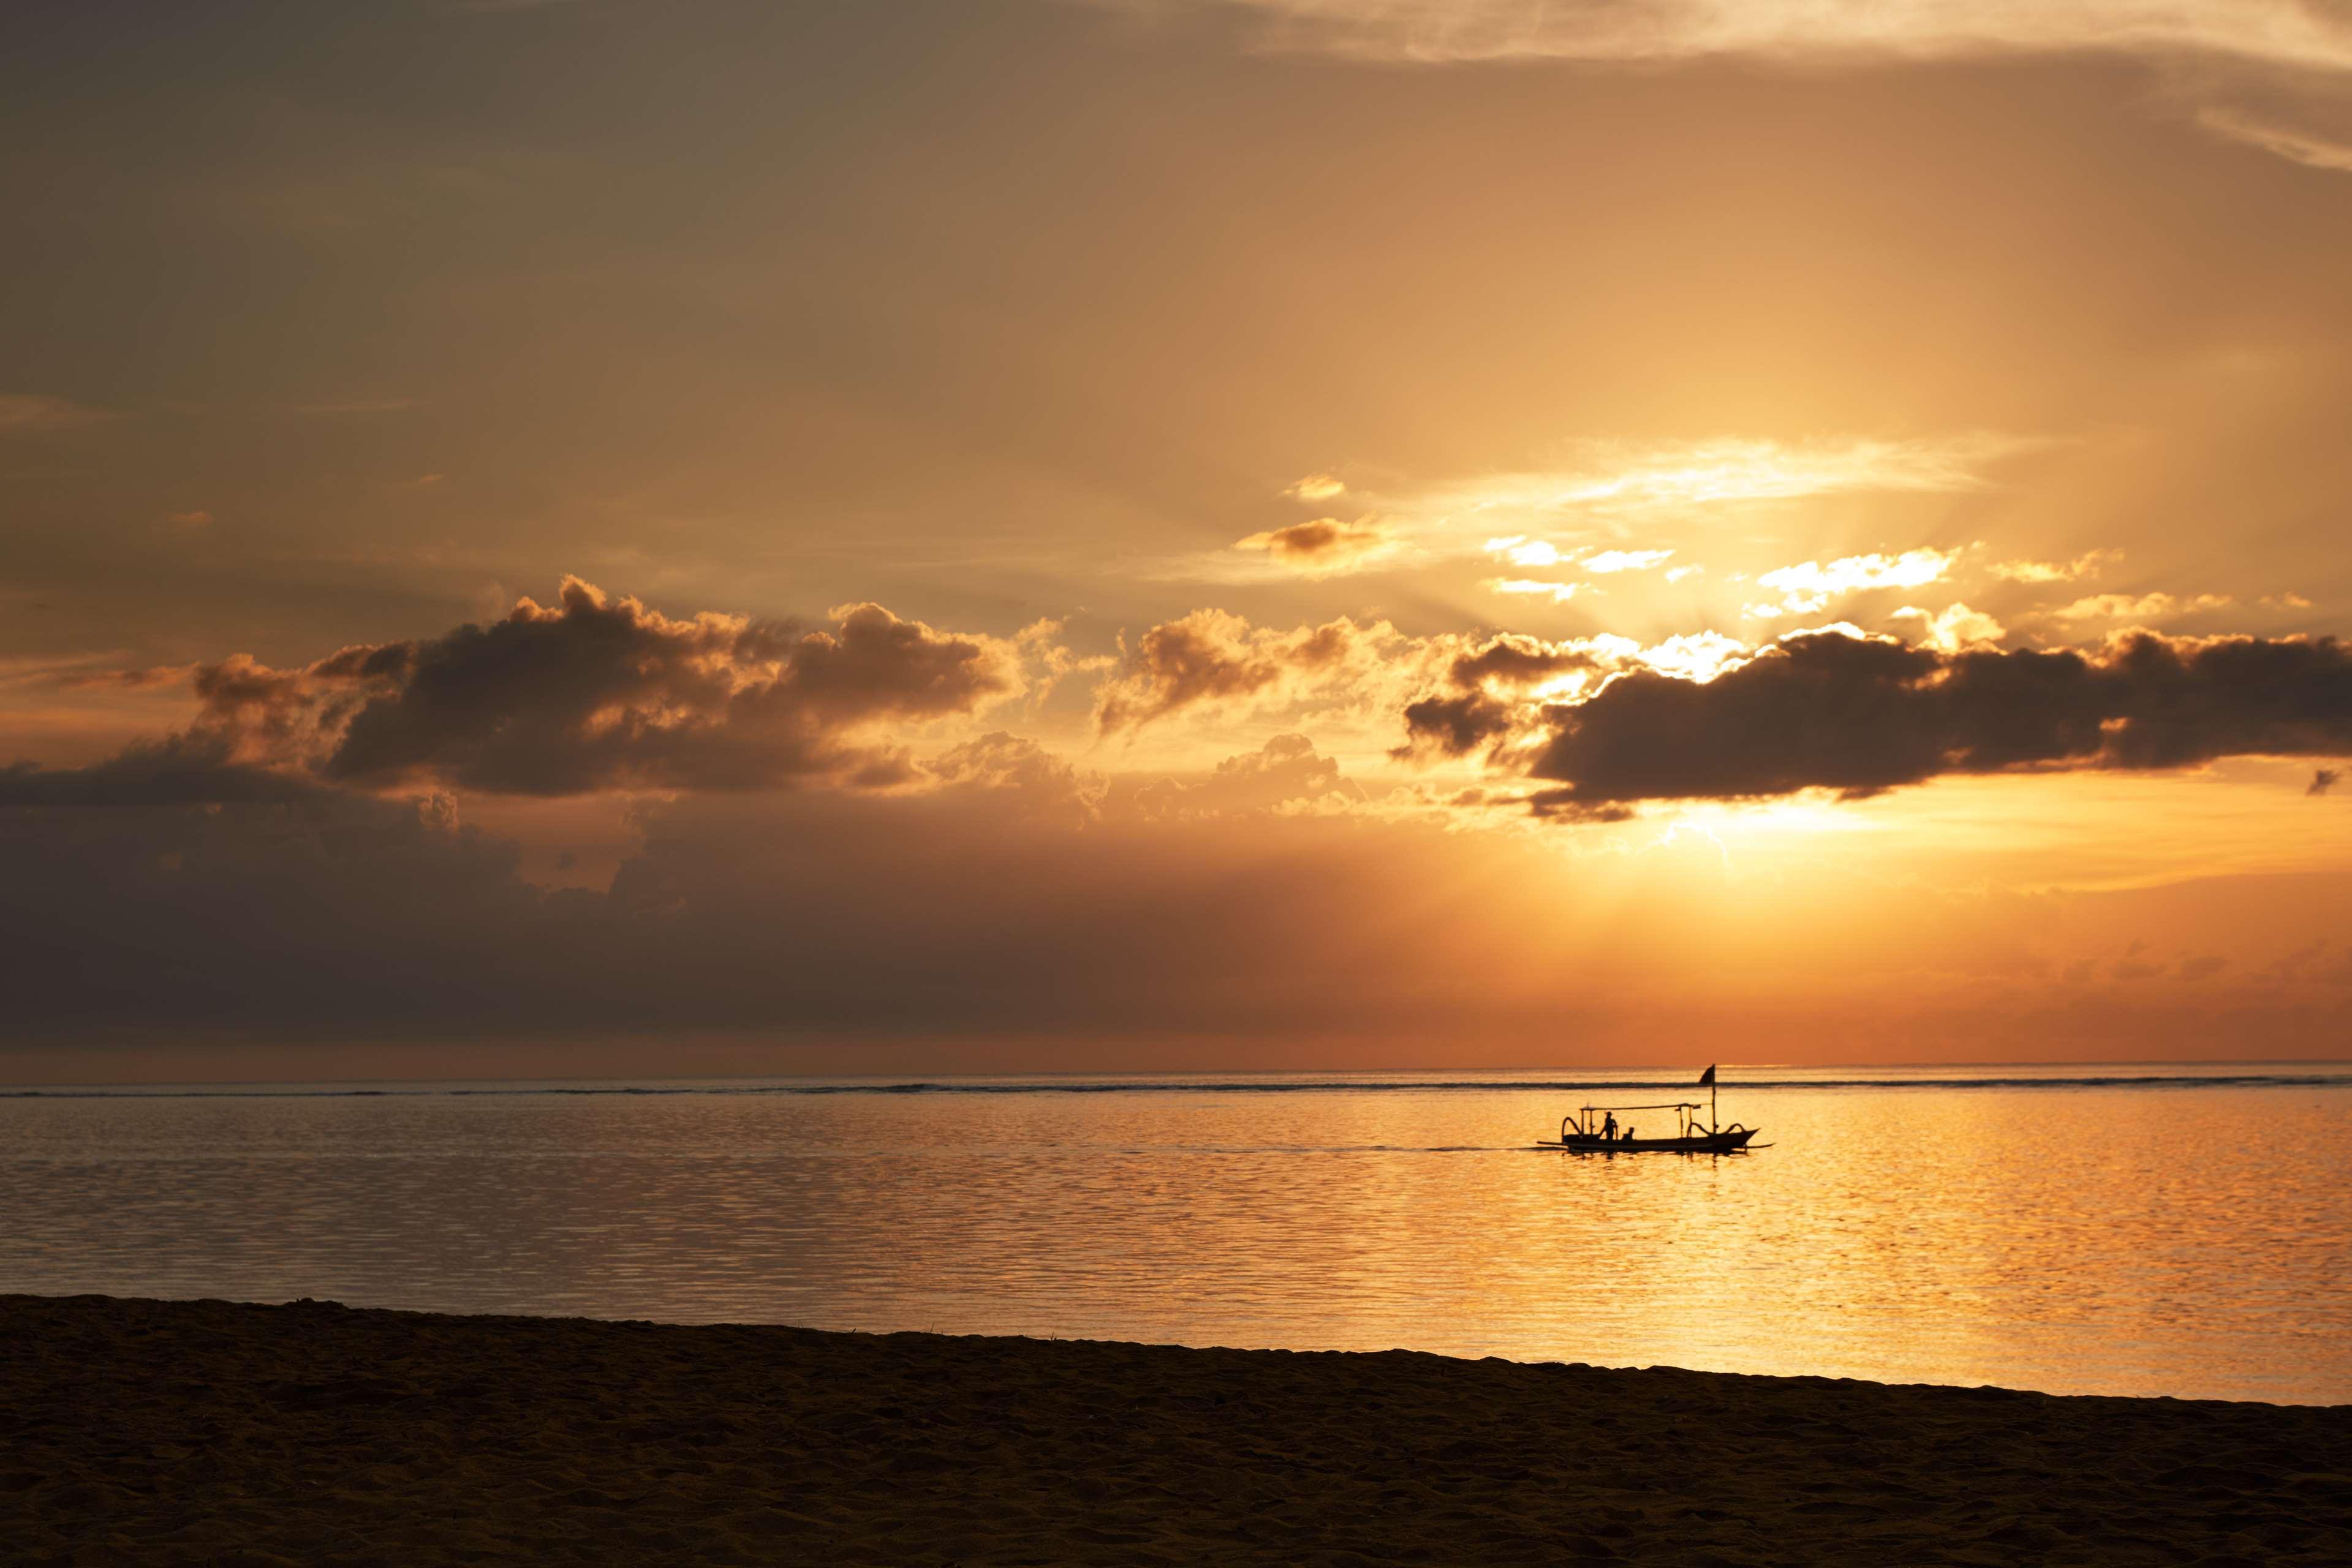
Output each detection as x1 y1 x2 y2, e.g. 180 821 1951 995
2 1071 2345 1403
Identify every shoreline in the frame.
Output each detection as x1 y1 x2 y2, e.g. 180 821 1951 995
12 1294 2351 1565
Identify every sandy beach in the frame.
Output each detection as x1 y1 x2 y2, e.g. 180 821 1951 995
7 1294 2346 1566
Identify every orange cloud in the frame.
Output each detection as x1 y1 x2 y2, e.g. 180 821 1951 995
1094 609 1394 734
1154 2 2352 75
2052 592 2234 622
2196 108 2352 173
1232 516 1394 573
1989 549 2122 584
1284 472 1347 501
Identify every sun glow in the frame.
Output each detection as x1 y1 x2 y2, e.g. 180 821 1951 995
1406 437 2021 526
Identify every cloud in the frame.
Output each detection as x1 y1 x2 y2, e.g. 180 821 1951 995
1581 549 1674 574
1628 631 1750 683
325 582 1023 793
1094 609 1393 733
923 732 1108 822
1132 4 2352 175
55 666 189 692
1484 540 1674 575
0 733 328 809
12 618 2352 1060
1891 602 2006 652
1515 628 2352 809
1485 577 1582 603
0 393 109 435
1989 549 2122 584
1446 633 1601 693
1484 536 1566 568
1747 548 1956 617
1285 472 1347 501
1232 516 1395 573
1141 2 2352 73
0 762 1564 1049
2052 591 2234 622
2196 107 2352 172
1395 690 1518 760
1192 435 2030 586
1394 632 1616 760
5 578 1027 800
1136 734 1364 818
1396 627 1774 761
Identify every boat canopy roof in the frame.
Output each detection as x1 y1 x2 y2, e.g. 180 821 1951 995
1579 1101 1702 1112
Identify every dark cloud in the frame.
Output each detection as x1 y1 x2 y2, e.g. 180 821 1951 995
0 786 545 1039
1392 633 1599 761
1523 790 1635 824
1232 517 1391 570
6 753 2351 1065
0 763 1508 1050
1446 636 1597 692
1394 692 1514 759
52 665 188 692
320 581 1018 793
0 733 324 808
7 579 1025 801
1522 629 2352 807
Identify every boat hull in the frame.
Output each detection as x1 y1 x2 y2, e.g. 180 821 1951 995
1536 1128 1758 1155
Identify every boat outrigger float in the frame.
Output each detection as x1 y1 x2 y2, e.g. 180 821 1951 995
1535 1065 1763 1154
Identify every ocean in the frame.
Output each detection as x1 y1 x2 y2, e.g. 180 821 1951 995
6 1064 2346 1403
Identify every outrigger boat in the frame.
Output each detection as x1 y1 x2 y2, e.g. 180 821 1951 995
1535 1065 1762 1155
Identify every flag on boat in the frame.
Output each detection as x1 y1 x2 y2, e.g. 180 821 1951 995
1698 1065 1716 1086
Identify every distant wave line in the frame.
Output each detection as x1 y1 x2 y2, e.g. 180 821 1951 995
6 1072 2349 1099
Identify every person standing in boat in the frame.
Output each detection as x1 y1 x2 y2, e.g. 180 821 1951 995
1602 1112 1618 1142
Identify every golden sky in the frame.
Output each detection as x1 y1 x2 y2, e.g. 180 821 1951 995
4 1 2351 1077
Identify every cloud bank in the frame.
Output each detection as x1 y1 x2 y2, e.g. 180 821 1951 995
1147 1 2352 72
1121 2 2352 175
6 582 2352 1065
1405 627 2352 807
4 579 1025 802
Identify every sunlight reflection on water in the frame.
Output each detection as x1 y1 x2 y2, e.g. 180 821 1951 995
3 1069 2346 1403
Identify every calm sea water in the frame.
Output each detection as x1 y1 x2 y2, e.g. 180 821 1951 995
4 1065 2346 1404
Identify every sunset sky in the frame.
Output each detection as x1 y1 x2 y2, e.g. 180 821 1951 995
6 1 2352 1079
